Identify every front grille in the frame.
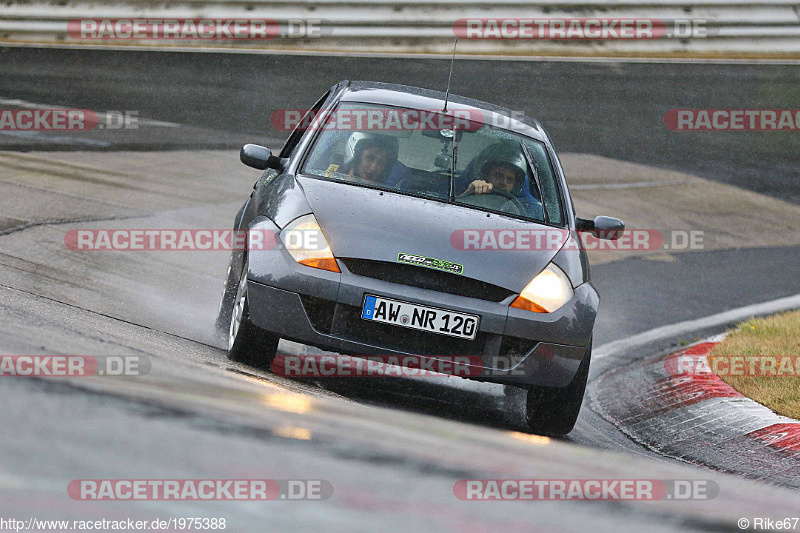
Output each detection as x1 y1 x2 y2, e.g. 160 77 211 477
341 258 515 302
299 296 541 366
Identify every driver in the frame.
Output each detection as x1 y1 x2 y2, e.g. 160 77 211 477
459 142 547 219
464 160 524 195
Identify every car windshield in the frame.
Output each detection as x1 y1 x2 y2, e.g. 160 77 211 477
300 102 564 225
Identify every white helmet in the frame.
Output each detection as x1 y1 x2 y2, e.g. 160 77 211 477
343 132 400 180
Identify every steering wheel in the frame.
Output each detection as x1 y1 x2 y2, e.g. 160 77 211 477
461 188 526 215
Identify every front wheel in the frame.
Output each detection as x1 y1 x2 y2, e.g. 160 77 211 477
215 260 237 336
227 257 279 369
525 340 591 436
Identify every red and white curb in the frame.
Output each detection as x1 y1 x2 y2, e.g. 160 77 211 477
591 334 800 487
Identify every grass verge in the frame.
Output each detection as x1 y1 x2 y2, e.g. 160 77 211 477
709 310 800 420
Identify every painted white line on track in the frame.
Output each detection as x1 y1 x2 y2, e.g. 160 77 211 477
3 42 800 65
594 292 800 360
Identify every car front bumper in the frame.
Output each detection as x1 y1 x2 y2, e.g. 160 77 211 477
245 222 598 388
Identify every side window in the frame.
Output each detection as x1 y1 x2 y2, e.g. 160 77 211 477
522 139 564 226
279 90 332 159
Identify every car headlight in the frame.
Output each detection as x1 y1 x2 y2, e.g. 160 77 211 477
510 262 573 313
280 214 340 273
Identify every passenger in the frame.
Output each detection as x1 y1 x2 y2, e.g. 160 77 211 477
343 133 399 184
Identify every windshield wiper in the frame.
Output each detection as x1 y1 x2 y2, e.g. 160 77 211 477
520 141 549 224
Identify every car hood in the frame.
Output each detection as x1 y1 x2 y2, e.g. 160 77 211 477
297 176 566 292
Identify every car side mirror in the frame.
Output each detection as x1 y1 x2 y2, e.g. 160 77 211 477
240 144 287 171
576 216 625 240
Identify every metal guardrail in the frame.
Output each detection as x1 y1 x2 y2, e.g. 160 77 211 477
1 1 799 53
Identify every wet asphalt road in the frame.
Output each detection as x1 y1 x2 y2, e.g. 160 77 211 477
1 46 799 531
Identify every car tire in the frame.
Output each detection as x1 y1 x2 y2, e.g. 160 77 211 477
227 256 279 369
215 259 238 336
524 340 591 437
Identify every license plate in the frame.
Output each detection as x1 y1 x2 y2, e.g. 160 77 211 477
361 295 479 340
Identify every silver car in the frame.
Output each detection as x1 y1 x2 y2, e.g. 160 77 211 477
217 80 624 435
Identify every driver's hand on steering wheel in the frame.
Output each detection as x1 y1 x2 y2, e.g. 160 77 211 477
463 179 493 195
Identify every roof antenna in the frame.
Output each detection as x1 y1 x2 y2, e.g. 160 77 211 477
442 38 458 112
